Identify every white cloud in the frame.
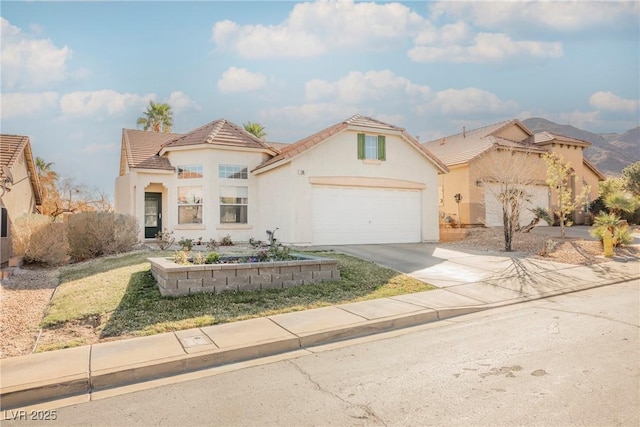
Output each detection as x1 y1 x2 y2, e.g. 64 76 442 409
60 90 154 116
260 103 359 127
212 0 424 58
429 88 518 115
556 110 602 130
211 1 566 65
429 1 639 32
217 67 267 93
409 31 562 64
1 92 59 119
306 70 431 103
1 18 73 90
589 91 639 114
167 91 200 113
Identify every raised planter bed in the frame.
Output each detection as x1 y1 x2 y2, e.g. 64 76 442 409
148 254 340 297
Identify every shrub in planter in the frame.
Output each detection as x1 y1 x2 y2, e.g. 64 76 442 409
67 211 138 261
11 214 68 265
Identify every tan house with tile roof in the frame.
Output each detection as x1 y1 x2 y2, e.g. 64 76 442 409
115 115 448 244
0 135 43 266
423 120 604 228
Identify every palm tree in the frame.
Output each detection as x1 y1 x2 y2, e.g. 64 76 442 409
243 121 266 140
35 157 58 185
137 101 174 133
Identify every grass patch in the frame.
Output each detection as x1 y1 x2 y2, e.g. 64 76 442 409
41 250 434 350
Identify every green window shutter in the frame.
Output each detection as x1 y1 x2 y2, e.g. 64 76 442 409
357 133 365 159
377 135 386 161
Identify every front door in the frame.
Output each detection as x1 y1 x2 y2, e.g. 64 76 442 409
144 192 162 239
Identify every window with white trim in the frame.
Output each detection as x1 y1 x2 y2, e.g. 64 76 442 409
177 165 203 179
178 186 203 224
220 186 248 224
219 164 248 179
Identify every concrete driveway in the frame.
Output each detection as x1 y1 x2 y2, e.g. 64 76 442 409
323 237 637 292
324 243 528 287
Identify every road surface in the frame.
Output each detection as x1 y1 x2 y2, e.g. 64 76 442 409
4 280 638 426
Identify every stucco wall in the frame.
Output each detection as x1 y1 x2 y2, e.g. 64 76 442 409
547 145 599 224
257 129 441 243
437 165 472 226
1 151 39 264
495 125 530 142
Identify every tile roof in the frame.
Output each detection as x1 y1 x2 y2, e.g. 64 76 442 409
161 119 274 150
534 131 591 148
122 129 177 171
265 142 290 152
422 119 542 166
253 114 448 173
0 134 42 205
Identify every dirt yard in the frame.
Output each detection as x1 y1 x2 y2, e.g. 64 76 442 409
1 230 637 359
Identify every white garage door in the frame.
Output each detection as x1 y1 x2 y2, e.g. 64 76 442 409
312 186 421 245
484 184 550 228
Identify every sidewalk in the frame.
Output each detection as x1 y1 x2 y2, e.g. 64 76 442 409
1 249 638 410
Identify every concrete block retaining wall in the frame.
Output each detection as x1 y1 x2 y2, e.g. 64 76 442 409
148 255 340 297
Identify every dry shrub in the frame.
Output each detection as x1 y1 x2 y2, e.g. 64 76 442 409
11 214 68 265
67 212 139 261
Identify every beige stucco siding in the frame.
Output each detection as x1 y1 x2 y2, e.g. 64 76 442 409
255 163 295 243
1 152 39 263
438 165 473 225
495 125 529 142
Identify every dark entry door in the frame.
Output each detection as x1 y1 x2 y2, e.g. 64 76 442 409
144 192 162 239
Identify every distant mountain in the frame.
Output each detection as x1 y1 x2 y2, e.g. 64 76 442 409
522 117 639 176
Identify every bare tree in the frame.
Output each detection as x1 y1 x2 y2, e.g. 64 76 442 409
41 176 112 219
474 146 545 252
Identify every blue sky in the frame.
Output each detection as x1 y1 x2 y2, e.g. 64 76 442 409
1 1 639 197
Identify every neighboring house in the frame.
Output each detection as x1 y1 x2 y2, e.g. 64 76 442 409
115 115 448 245
423 120 604 228
0 135 43 267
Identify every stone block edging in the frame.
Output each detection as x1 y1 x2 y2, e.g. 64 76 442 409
149 254 340 296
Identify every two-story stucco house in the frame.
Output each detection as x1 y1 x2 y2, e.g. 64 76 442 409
115 115 448 245
0 134 42 267
423 119 605 228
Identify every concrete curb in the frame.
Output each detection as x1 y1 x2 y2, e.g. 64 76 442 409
1 261 637 411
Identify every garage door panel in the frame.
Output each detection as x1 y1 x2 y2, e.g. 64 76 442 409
484 184 549 228
312 187 421 245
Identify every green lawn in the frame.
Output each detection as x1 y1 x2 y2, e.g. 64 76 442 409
40 249 434 350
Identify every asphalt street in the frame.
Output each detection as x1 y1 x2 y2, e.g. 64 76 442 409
5 279 638 427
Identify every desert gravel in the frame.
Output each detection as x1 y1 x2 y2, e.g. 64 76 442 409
0 267 58 358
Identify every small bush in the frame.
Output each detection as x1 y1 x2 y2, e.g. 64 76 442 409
192 252 205 265
220 234 234 246
67 212 139 261
155 229 175 250
205 252 220 264
173 250 190 265
538 239 556 257
12 214 68 265
178 238 194 251
12 214 49 256
206 239 219 250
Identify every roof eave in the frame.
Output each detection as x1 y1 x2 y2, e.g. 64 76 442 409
23 141 43 205
252 158 292 175
583 158 606 181
131 167 175 174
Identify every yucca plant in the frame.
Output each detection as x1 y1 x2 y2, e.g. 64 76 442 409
520 207 552 233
